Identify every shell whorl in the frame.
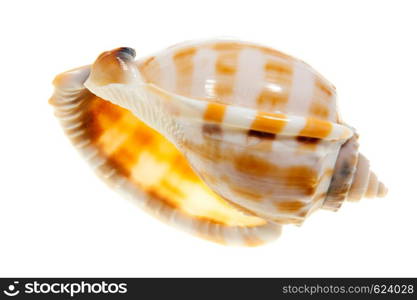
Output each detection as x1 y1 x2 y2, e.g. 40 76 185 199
323 134 387 211
347 153 388 201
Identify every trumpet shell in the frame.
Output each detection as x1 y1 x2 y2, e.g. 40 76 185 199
50 39 387 246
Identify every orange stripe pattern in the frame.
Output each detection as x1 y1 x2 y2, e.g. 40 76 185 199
299 117 333 139
203 102 226 123
250 112 288 134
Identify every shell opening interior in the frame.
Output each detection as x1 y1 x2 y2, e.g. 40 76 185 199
84 93 266 228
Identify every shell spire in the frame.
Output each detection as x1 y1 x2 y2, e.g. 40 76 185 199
323 134 387 210
347 153 388 201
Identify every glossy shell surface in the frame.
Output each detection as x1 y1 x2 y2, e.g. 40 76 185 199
50 39 387 245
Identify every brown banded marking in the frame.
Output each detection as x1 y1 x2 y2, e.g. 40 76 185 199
96 112 265 228
220 191 269 219
212 43 241 102
299 117 333 139
86 97 150 159
202 124 222 137
233 152 276 177
296 208 309 218
284 165 318 196
275 200 305 213
199 171 220 185
250 112 288 134
190 47 218 99
296 136 321 151
216 52 238 75
139 56 162 85
159 178 186 199
103 113 185 181
203 102 226 122
98 115 152 157
145 188 183 219
202 102 226 137
248 130 276 140
234 153 318 196
309 168 338 212
246 130 276 152
308 101 330 120
86 96 126 140
257 59 293 111
81 99 149 180
272 215 305 225
172 47 197 96
323 168 335 179
106 140 140 178
316 79 334 99
308 78 336 121
229 184 264 203
183 141 319 211
166 154 203 185
182 139 224 162
312 192 328 204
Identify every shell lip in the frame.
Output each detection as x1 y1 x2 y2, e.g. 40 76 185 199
86 77 354 141
143 83 354 141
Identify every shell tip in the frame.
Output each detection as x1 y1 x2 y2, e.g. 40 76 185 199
377 183 388 198
117 47 136 59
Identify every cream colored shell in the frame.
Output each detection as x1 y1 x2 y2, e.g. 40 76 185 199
50 39 387 246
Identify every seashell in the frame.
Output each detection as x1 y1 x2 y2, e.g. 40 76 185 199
49 39 387 246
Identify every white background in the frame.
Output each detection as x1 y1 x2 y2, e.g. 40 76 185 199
0 0 416 277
